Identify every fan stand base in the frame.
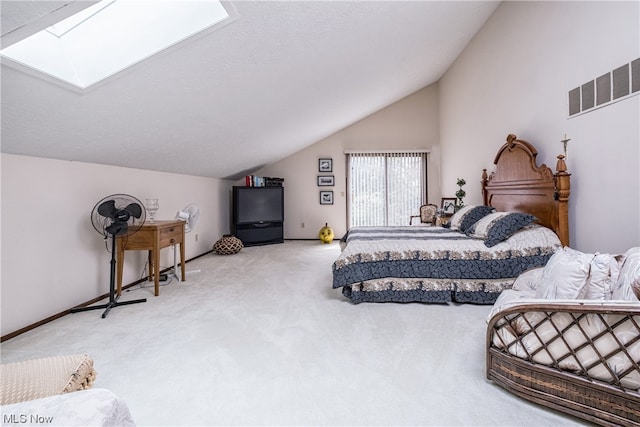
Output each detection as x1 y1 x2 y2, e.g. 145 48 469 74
70 296 147 319
169 244 200 282
71 232 147 318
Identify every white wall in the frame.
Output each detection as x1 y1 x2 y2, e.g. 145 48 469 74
439 1 639 253
256 84 440 239
1 154 232 336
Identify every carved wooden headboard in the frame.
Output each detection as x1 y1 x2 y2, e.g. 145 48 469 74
481 134 571 247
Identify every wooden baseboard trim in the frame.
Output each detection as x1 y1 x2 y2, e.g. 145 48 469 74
0 251 213 343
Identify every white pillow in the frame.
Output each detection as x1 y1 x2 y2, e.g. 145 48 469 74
584 253 624 300
487 288 536 321
511 267 544 292
535 247 594 299
611 247 640 301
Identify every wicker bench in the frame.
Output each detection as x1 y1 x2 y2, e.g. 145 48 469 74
486 247 640 426
487 302 640 426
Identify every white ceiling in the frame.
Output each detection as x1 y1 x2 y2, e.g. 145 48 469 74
0 1 499 179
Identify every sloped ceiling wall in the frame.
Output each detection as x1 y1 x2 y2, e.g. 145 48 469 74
1 1 499 179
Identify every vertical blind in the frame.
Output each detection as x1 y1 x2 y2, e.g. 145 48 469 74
347 152 427 227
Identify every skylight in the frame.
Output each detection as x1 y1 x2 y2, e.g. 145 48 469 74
0 0 231 90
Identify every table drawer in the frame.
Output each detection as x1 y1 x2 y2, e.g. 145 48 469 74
159 227 183 246
120 232 153 247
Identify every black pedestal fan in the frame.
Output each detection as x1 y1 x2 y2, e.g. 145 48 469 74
71 194 147 318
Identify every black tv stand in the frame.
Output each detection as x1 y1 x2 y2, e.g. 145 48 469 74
233 222 283 246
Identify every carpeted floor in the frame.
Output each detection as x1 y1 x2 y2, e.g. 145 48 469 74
0 241 585 426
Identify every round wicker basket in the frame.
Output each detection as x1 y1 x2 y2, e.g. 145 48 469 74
213 235 243 255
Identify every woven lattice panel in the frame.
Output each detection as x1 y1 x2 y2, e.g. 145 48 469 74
491 308 640 391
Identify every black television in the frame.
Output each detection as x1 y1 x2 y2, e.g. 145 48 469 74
233 186 284 225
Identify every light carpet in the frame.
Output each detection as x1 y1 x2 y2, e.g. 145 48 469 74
0 241 585 426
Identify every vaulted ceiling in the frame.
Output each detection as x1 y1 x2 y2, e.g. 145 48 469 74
1 1 499 179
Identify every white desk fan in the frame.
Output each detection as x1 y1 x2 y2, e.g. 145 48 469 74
171 204 201 281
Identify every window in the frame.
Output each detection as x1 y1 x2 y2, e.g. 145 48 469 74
347 152 427 227
0 0 232 90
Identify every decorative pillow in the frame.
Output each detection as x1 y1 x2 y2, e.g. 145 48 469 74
449 205 494 232
534 247 594 299
449 205 474 230
611 247 640 300
465 212 537 247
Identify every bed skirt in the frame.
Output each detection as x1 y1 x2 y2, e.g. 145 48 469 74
341 277 513 304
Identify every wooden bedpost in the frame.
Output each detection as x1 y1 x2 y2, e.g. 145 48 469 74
481 168 489 205
555 154 571 247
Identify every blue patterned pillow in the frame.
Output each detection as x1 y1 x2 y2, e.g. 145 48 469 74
466 212 537 247
449 205 492 231
460 206 495 233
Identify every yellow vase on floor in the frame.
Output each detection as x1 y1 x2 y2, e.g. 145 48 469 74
319 223 334 244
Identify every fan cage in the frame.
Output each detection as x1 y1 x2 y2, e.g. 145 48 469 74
91 193 146 237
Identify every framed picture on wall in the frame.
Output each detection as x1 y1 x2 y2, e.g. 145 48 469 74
320 191 334 205
319 158 333 172
317 175 335 186
441 197 457 215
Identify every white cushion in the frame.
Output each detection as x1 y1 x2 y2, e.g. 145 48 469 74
611 247 640 301
584 253 624 300
511 267 544 292
535 247 594 299
487 288 536 321
1 388 136 427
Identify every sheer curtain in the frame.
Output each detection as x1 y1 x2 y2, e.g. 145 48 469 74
347 152 427 227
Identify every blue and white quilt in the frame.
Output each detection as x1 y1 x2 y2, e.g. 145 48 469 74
332 225 561 304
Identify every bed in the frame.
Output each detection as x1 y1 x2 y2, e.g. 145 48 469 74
332 134 572 304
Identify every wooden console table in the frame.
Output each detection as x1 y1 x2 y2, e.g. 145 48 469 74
116 220 185 297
